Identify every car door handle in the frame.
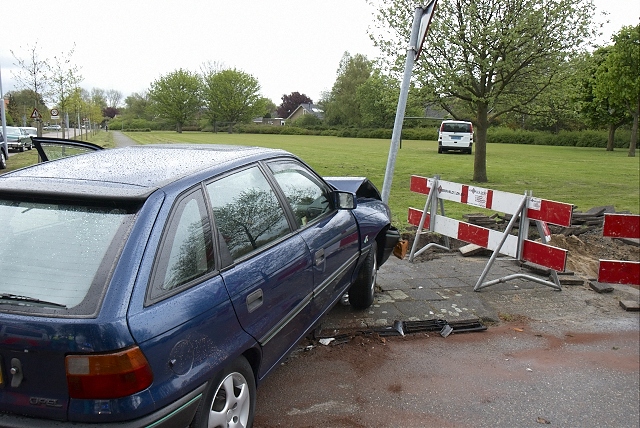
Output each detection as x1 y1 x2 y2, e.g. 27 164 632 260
246 289 263 313
314 249 325 267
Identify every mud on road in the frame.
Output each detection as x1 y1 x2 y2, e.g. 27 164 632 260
255 321 639 428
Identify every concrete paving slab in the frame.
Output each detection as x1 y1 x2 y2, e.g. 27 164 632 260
321 253 640 335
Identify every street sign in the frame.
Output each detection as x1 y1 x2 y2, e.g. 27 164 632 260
415 0 438 60
50 108 59 119
31 108 42 119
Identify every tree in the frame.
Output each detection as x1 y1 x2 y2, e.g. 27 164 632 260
201 68 265 133
322 53 372 126
106 89 123 108
356 72 400 128
122 91 153 120
372 0 596 182
6 89 48 126
10 42 50 111
576 48 631 150
90 88 108 110
594 25 639 157
49 45 83 138
149 69 202 133
277 92 313 118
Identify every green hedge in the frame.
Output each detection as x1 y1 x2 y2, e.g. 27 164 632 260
110 118 632 149
486 128 631 148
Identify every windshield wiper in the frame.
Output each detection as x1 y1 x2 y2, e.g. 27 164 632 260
0 293 67 308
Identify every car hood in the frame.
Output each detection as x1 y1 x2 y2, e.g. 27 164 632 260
324 177 382 201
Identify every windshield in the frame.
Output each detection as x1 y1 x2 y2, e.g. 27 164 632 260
442 122 472 133
0 200 134 311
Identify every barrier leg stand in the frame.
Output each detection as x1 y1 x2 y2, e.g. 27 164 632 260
474 195 528 291
475 193 562 292
535 220 562 289
409 176 450 262
438 198 450 250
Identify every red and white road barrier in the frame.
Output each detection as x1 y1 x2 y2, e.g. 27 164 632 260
598 213 640 285
408 175 573 290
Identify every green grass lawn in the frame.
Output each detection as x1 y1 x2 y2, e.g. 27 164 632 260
4 130 639 231
123 131 640 229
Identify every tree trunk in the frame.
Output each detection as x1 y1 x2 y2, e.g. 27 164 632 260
473 103 489 182
607 123 616 151
177 122 183 133
629 97 639 157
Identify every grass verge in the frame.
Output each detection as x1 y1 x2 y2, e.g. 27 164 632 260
123 131 640 229
3 130 638 232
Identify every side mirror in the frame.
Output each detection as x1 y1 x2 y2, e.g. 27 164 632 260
332 191 356 210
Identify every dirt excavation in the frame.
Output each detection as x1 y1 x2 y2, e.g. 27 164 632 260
549 231 639 281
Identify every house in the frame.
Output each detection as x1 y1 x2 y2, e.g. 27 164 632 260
252 117 286 126
286 103 324 122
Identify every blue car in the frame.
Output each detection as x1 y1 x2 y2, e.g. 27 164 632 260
0 139 398 427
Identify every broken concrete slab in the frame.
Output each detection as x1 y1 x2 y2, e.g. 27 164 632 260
459 243 489 257
557 275 585 286
589 280 614 293
520 262 552 276
619 300 640 311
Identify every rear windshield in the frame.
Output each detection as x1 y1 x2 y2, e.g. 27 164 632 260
441 122 472 133
0 200 135 315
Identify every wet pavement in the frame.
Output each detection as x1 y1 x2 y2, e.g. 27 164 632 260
319 251 640 337
255 251 640 428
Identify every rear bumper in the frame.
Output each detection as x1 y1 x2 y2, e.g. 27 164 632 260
0 383 205 428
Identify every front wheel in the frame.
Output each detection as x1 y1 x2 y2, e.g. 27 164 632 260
349 241 377 310
191 356 256 428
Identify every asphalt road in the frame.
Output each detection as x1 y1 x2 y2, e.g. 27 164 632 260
254 254 639 428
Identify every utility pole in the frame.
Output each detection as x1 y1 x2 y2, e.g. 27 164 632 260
381 0 438 204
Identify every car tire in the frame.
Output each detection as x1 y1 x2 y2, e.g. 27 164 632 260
0 152 6 169
19 146 25 152
191 356 256 428
349 241 377 310
437 147 442 154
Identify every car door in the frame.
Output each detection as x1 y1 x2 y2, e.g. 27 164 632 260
205 164 315 379
266 159 360 318
31 137 103 162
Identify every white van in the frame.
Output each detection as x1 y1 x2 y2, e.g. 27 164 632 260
438 120 473 154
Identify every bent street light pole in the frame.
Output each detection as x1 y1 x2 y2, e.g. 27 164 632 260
381 1 438 204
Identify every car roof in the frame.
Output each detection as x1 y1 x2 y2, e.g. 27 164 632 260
0 144 290 202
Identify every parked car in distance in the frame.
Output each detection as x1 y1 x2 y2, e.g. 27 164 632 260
2 126 32 152
20 126 38 137
0 132 8 169
0 139 399 427
43 124 62 131
438 120 473 154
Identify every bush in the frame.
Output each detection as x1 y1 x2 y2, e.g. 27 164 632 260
228 122 635 150
484 128 632 148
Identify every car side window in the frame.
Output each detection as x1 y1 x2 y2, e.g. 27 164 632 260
207 166 290 260
149 189 214 302
268 160 333 227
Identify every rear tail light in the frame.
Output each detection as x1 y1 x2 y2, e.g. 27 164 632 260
66 346 153 399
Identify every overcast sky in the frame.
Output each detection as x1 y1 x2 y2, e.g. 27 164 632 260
1 0 638 107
